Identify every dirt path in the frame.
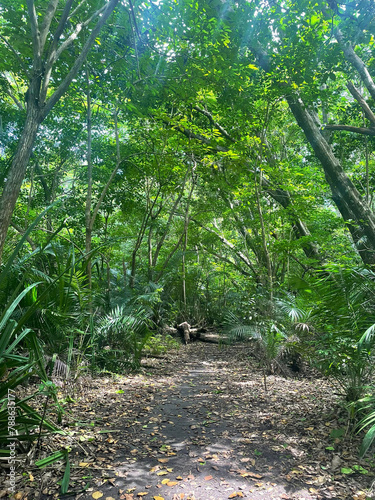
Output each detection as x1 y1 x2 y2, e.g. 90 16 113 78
16 343 375 499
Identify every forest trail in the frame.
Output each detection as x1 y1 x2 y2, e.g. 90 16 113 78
39 343 372 500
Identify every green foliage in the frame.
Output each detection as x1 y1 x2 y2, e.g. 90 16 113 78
35 448 71 494
355 394 375 457
143 334 180 357
0 215 59 457
2 0 375 465
223 299 304 378
292 266 375 401
94 306 153 371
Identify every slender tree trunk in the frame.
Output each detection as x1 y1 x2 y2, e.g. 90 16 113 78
182 222 187 309
0 103 41 261
181 178 195 309
122 258 127 287
148 226 153 281
85 67 93 291
129 250 137 289
255 170 273 305
129 182 162 288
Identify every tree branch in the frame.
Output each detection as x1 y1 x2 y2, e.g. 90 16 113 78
200 246 253 277
69 0 89 20
3 85 24 112
323 124 375 136
90 109 121 229
41 2 106 103
53 4 107 64
164 120 228 152
335 28 375 101
194 105 237 142
192 218 258 275
347 81 375 127
129 0 141 40
46 0 75 65
155 232 184 282
42 0 120 119
10 222 36 250
26 0 41 66
0 35 31 79
39 0 59 51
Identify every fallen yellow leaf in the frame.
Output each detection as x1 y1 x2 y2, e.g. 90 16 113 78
156 471 168 476
80 462 90 467
167 482 178 486
161 479 170 485
153 497 165 500
158 458 169 463
92 492 104 499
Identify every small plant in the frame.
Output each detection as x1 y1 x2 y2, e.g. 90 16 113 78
94 305 154 371
143 334 180 357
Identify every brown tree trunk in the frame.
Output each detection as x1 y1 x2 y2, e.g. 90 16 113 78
0 103 41 262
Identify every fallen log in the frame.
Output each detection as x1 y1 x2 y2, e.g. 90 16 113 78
198 333 227 344
177 322 190 344
177 322 203 344
164 324 228 345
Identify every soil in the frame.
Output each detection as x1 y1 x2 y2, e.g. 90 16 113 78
2 342 375 500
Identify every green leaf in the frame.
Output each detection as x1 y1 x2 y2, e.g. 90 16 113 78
341 467 354 475
360 424 375 458
61 454 70 494
35 450 67 468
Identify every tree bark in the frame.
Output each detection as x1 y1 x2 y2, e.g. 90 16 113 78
0 102 41 261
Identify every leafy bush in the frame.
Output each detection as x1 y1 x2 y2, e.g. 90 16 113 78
292 266 375 402
93 306 154 371
0 209 60 458
143 334 180 356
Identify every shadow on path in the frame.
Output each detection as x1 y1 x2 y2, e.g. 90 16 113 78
62 343 372 500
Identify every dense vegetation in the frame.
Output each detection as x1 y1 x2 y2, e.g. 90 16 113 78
2 0 375 481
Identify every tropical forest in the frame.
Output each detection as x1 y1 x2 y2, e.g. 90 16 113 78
2 0 375 499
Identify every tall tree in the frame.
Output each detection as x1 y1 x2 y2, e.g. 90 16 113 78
247 0 375 265
0 0 120 262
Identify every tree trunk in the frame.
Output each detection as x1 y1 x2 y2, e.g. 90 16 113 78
255 169 273 302
85 67 93 291
286 94 375 266
0 103 41 261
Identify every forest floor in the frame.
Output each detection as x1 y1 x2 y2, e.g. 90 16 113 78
3 342 375 500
